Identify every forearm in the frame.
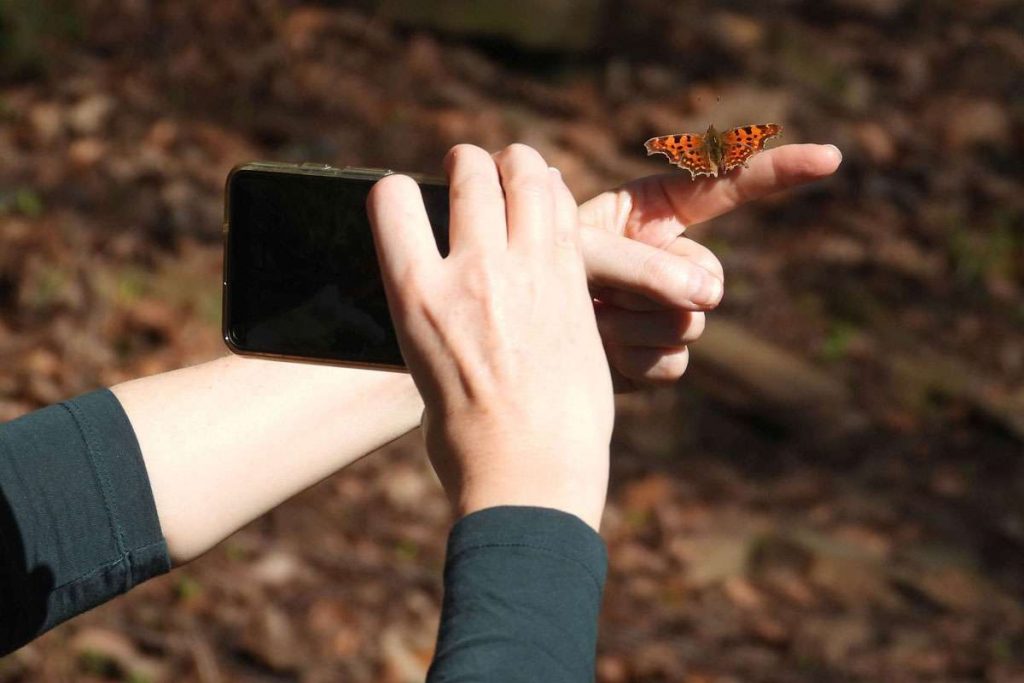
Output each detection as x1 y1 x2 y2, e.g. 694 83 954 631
111 354 423 563
0 390 169 654
428 507 607 682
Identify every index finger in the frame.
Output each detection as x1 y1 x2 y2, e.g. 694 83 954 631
367 174 441 288
592 144 842 247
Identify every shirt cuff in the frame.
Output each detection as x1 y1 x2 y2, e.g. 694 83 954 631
446 505 608 590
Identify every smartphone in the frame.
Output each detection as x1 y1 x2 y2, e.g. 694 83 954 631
222 162 450 370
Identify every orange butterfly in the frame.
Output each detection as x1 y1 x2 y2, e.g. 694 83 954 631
644 123 782 179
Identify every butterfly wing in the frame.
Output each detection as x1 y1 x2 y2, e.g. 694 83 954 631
644 134 716 179
720 123 783 171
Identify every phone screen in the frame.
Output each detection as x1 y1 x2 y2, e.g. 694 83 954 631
224 168 450 368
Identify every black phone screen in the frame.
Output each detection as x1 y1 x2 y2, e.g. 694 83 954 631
224 168 449 368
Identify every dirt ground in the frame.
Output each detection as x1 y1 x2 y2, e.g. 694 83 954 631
1 1 1022 681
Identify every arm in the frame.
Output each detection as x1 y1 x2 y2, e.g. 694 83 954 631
369 142 842 680
1 390 169 655
369 144 614 680
429 507 606 682
111 354 423 563
0 361 421 655
0 140 837 657
128 142 840 564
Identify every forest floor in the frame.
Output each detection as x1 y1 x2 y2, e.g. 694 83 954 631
1 1 1022 681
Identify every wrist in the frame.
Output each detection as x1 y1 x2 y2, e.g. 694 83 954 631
456 465 608 532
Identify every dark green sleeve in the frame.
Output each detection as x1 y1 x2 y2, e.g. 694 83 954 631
428 506 607 682
0 389 170 655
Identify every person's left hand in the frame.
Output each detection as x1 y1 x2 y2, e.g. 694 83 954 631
578 143 843 391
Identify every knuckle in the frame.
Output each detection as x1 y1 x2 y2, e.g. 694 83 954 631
688 243 725 282
637 250 683 293
387 266 426 316
706 255 725 283
453 172 504 205
501 168 552 205
459 257 501 300
449 170 500 203
506 174 550 200
688 254 724 285
395 263 425 295
552 227 580 251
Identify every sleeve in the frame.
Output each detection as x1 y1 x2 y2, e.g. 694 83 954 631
0 389 171 655
427 506 608 682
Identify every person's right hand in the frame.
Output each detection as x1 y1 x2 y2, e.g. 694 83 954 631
368 144 613 531
579 143 842 390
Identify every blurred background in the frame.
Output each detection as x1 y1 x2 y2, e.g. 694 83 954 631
1 0 1022 680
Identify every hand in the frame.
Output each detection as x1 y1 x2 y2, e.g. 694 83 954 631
368 144 613 530
579 143 843 390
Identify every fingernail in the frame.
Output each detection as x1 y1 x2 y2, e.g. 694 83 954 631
826 144 843 164
695 271 723 306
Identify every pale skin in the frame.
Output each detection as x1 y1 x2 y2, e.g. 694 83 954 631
111 142 841 561
369 144 614 529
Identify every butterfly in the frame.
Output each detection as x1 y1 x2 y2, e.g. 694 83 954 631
644 123 782 179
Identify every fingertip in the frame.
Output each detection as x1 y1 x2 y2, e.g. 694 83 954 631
368 172 418 209
669 238 726 289
548 166 562 188
610 345 690 385
366 173 438 277
702 272 724 309
650 251 724 310
825 143 843 167
643 346 690 384
550 166 582 250
798 143 839 178
683 264 723 309
444 143 489 174
583 230 724 310
367 173 422 234
549 166 575 198
496 143 558 249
